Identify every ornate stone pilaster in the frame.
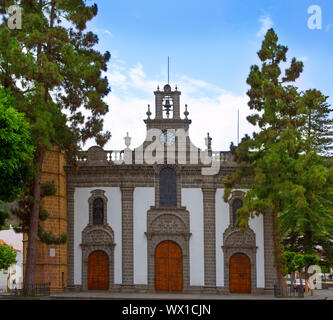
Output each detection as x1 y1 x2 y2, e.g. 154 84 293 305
121 186 135 286
155 91 163 119
202 187 217 287
264 211 277 292
172 91 181 119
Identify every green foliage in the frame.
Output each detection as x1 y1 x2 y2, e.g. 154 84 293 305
0 0 111 157
38 228 67 245
0 201 19 230
284 252 319 274
223 29 333 288
319 262 330 274
303 253 319 268
223 28 333 259
301 89 333 156
224 28 306 227
0 1 112 282
0 87 34 203
294 254 305 272
11 180 66 244
40 181 57 198
0 242 17 270
318 237 333 266
0 209 10 230
282 251 297 275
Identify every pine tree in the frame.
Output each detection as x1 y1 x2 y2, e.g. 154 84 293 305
280 91 333 256
223 29 333 295
301 89 333 156
11 180 67 244
0 1 111 295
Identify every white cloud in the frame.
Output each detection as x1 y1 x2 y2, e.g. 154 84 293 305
298 56 309 62
83 61 257 152
129 63 147 87
257 15 274 37
107 69 127 84
94 28 113 37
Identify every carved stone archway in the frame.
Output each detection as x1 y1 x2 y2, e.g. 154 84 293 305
222 226 257 292
146 208 191 292
81 225 115 290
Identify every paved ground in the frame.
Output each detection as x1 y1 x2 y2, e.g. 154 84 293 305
50 289 333 300
1 289 332 300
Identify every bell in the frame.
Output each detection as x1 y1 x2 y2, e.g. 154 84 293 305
163 99 172 118
164 99 171 109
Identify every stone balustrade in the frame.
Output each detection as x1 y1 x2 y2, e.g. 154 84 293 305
75 147 234 165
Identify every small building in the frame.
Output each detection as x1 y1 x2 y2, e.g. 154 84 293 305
0 228 23 292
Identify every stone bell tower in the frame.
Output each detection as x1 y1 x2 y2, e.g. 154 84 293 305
145 84 191 132
154 84 180 119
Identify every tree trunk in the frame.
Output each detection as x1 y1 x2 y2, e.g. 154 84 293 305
304 229 313 254
272 209 287 296
23 152 44 296
304 229 313 294
304 265 310 294
291 272 295 292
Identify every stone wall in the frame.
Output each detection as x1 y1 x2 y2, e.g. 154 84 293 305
23 147 67 292
62 145 277 294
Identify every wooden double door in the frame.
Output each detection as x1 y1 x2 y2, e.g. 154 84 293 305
229 253 251 293
88 250 109 290
155 241 183 292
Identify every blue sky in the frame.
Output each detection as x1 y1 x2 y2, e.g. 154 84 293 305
84 0 333 151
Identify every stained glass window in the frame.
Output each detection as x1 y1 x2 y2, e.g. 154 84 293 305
159 168 177 207
232 198 243 227
93 198 104 225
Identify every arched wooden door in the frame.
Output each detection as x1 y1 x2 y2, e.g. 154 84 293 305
155 241 183 291
88 250 109 290
229 253 251 293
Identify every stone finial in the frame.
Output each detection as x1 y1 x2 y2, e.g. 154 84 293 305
204 132 212 150
124 132 132 148
146 104 152 119
164 84 171 93
184 104 189 119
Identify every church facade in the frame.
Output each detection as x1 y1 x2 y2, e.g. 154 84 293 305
27 84 277 294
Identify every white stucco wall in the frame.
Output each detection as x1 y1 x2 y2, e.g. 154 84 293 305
249 214 265 288
133 187 155 284
215 189 230 287
73 187 122 285
182 188 204 286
